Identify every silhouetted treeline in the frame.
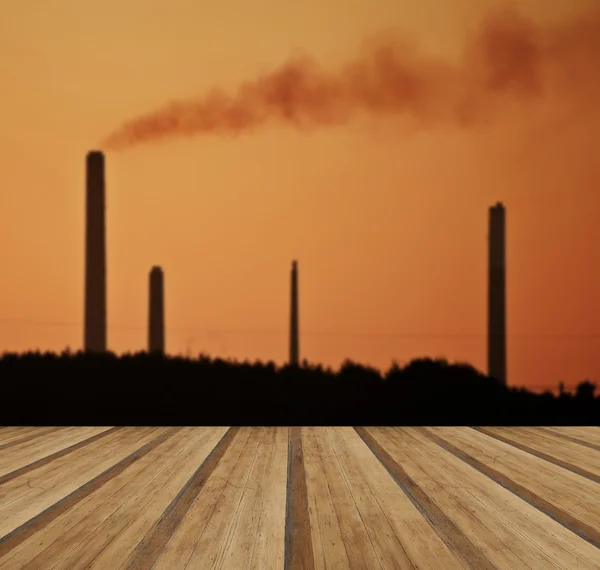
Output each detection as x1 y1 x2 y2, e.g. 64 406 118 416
0 351 598 425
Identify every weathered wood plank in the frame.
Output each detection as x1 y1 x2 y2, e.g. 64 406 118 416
284 427 315 570
169 427 264 569
326 427 414 569
0 427 114 477
0 426 598 570
0 428 174 559
216 427 288 570
0 427 191 570
302 427 350 570
432 427 600 537
139 427 249 569
125 426 239 570
0 427 61 449
248 427 288 570
54 427 227 570
0 428 164 539
550 427 600 446
414 427 600 569
87 427 229 570
475 427 600 481
537 427 600 451
354 427 469 570
0 427 120 486
0 428 152 522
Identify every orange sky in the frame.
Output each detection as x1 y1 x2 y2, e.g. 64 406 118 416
1 0 599 391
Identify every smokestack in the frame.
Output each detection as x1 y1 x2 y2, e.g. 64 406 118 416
488 202 506 385
84 151 107 353
148 266 165 355
289 260 299 366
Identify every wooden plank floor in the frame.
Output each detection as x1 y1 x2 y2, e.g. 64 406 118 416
0 428 598 569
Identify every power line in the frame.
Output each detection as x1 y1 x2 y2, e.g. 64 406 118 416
0 318 599 338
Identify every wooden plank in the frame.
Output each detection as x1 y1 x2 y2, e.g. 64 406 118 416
518 427 600 458
300 429 325 570
363 427 507 570
431 427 600 536
0 427 192 569
248 427 288 570
550 427 600 446
415 428 600 568
282 427 315 570
0 427 114 477
136 427 250 569
0 428 151 521
531 427 600 452
217 427 288 570
0 427 120 486
159 427 264 569
0 428 60 448
302 428 350 570
0 428 164 539
401 428 599 569
353 428 470 570
125 426 239 570
0 428 177 559
1 426 598 569
325 427 415 569
41 427 228 570
314 428 386 569
389 427 553 569
0 427 39 444
86 427 229 570
475 427 600 481
0 427 100 464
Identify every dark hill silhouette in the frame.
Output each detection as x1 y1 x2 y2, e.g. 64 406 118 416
0 351 597 425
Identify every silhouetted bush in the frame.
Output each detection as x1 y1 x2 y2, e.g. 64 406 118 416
0 351 597 425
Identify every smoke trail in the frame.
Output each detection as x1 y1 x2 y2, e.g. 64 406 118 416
101 6 600 151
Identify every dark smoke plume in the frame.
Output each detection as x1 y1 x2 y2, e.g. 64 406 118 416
101 6 600 150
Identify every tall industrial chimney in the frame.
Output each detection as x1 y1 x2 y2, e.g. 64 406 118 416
289 260 299 366
148 266 165 355
84 151 107 353
488 202 506 385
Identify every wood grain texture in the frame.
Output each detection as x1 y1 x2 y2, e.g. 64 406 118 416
0 427 598 570
547 427 600 447
126 427 237 570
430 427 600 537
285 427 315 570
357 427 495 570
0 427 120 486
0 428 173 559
0 427 115 477
475 427 600 482
411 428 600 567
0 427 62 450
535 427 600 451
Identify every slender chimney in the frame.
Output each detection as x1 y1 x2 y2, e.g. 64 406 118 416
289 260 299 366
84 151 107 353
488 202 506 385
148 266 165 355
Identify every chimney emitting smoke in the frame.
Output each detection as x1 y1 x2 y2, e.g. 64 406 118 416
488 202 506 385
148 266 165 355
84 150 107 353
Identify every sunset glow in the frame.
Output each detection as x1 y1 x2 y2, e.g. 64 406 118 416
1 0 599 391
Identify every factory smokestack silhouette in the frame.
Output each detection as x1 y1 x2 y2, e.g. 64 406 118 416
84 151 107 353
148 266 165 354
488 202 506 385
289 260 299 366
